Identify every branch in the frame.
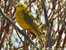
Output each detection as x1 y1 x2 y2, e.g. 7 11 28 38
0 7 34 45
41 0 53 49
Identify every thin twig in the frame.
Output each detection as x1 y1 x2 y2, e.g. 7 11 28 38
41 0 53 49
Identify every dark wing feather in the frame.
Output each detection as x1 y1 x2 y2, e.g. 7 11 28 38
22 10 40 34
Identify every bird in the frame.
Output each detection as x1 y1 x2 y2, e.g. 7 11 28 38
15 3 43 45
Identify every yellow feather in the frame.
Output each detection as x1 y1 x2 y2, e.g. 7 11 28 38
15 3 43 46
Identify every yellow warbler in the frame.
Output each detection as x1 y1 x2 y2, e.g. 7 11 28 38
15 3 43 45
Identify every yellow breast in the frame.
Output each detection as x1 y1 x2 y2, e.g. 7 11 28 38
15 11 31 30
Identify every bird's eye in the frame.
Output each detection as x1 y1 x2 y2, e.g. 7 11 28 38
21 5 23 7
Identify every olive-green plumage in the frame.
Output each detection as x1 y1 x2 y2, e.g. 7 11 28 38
15 3 43 45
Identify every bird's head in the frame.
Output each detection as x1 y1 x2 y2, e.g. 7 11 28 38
16 3 27 11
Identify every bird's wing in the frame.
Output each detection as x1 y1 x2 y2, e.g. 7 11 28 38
22 10 40 34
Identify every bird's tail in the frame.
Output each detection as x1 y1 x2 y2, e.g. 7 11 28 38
32 30 44 47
